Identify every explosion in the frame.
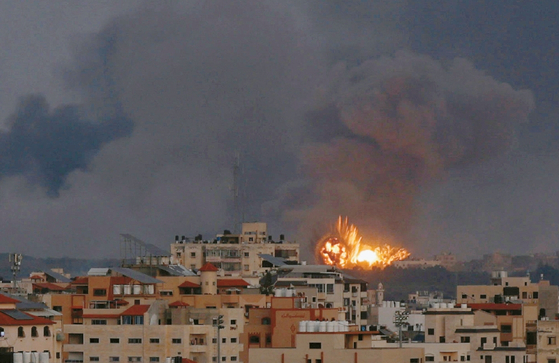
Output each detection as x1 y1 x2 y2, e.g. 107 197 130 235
317 216 410 269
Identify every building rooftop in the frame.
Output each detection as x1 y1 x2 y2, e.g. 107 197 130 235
199 263 219 272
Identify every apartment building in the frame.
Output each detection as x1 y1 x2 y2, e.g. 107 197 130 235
424 305 528 363
536 320 559 363
249 330 425 363
63 299 245 363
457 271 558 320
274 265 369 328
170 222 299 276
0 294 59 362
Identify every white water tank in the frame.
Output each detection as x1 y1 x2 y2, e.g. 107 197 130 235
31 352 39 363
133 285 141 295
13 353 23 363
326 322 335 332
165 358 172 363
39 352 49 363
306 321 314 332
148 285 155 294
461 303 467 308
319 321 327 332
285 289 293 297
23 352 31 363
113 285 121 295
299 321 307 332
123 285 131 295
333 321 340 332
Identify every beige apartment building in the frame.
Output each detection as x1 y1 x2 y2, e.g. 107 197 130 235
0 294 59 362
456 271 558 320
249 331 425 363
424 305 528 363
536 320 559 363
274 265 370 328
64 302 245 363
170 222 299 276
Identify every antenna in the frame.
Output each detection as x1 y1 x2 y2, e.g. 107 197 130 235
232 152 241 233
9 253 22 291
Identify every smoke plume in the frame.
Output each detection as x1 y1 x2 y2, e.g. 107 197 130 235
283 51 534 249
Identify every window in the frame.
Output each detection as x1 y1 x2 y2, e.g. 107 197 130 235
93 289 107 296
91 319 107 325
149 358 160 363
43 326 51 336
18 327 25 338
249 335 260 344
410 360 420 363
231 319 237 325
244 264 249 271
426 357 435 362
428 328 434 335
462 294 467 298
53 306 62 312
548 359 556 363
191 252 196 257
89 338 99 343
109 358 120 362
0 328 4 337
222 338 227 343
231 338 237 343
326 284 334 294
128 358 142 362
150 338 160 343
309 342 321 349
261 317 271 325
90 358 100 362
244 252 249 257
480 294 487 299
548 336 557 345
461 336 470 343
344 298 350 306
231 357 237 362
222 357 226 362
501 325 512 333
110 338 120 343
160 291 173 296
128 338 142 344
31 326 38 337
172 338 181 344
212 338 217 343
533 292 539 299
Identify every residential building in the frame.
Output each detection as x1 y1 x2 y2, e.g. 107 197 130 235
170 222 299 276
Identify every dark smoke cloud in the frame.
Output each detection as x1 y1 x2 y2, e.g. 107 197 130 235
282 51 534 248
0 94 133 196
0 1 550 259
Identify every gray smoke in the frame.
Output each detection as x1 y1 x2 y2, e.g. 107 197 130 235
0 1 542 258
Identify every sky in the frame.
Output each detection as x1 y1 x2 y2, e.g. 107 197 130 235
0 0 558 260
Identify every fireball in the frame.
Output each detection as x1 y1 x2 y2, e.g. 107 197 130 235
316 216 410 269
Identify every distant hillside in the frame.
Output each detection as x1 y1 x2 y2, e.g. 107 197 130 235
344 266 491 301
0 253 121 280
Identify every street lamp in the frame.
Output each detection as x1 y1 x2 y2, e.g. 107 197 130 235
393 310 409 348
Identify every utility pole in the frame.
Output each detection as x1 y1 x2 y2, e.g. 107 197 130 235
394 310 409 348
215 314 225 362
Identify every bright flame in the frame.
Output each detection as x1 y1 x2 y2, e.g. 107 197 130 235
317 216 410 269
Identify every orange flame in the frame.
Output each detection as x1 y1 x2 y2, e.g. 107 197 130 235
317 216 410 269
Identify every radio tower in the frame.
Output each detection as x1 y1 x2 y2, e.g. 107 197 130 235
232 152 241 233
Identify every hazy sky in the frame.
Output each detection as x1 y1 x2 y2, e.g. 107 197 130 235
0 0 558 260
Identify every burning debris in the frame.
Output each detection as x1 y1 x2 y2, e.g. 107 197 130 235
316 216 410 269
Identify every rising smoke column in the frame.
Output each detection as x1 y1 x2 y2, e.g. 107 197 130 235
288 51 535 252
